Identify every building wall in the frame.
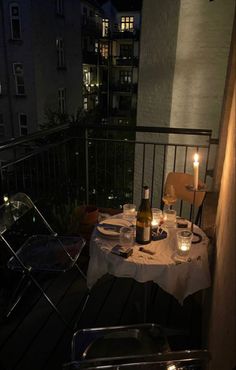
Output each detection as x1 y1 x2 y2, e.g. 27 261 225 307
0 0 82 139
32 0 82 126
208 77 236 370
134 0 235 205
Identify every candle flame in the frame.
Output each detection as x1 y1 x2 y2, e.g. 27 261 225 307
194 153 199 163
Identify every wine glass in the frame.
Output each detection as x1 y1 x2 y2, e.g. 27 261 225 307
162 184 177 210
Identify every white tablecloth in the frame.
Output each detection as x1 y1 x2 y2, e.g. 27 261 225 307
87 216 211 304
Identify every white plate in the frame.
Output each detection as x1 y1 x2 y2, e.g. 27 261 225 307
97 218 131 238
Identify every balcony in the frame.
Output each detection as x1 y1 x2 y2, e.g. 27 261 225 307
0 123 217 369
111 29 140 40
113 56 139 67
0 124 214 211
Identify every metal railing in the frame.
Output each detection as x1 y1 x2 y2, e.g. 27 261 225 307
0 124 215 218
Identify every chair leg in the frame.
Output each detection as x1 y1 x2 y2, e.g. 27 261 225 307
6 273 31 318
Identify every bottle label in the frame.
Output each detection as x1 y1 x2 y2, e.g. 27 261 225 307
136 226 151 242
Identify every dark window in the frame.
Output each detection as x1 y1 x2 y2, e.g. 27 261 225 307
13 63 25 95
0 114 4 137
18 113 28 136
56 0 64 16
120 44 133 58
56 38 65 68
58 88 66 113
119 96 131 111
10 3 21 39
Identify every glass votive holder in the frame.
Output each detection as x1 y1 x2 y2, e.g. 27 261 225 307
123 203 136 223
176 230 193 257
119 226 134 247
151 208 162 229
163 209 176 227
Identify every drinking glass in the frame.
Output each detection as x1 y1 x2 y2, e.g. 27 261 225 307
176 230 193 257
162 185 177 210
119 226 134 247
163 209 176 228
151 208 162 234
123 203 136 224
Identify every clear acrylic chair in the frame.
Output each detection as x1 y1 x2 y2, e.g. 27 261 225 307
63 323 210 369
0 193 88 330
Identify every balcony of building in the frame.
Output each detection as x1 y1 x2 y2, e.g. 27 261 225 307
0 123 227 370
111 29 140 40
112 56 139 67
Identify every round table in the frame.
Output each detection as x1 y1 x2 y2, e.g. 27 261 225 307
87 215 211 305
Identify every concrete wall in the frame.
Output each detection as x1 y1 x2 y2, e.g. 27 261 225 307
133 0 235 205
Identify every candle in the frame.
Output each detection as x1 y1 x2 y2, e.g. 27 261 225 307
193 153 199 190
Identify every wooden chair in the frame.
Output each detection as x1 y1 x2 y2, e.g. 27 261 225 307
164 172 206 225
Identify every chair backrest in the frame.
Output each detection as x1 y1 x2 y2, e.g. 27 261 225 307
0 193 54 236
164 172 206 208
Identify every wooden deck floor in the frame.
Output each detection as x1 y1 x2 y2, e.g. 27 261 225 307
0 254 203 370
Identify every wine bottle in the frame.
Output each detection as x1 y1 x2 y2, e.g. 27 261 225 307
136 186 152 245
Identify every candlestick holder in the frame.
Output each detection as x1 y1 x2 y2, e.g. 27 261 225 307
185 184 207 244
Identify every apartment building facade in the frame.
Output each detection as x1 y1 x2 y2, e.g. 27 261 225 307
81 0 142 125
0 0 82 141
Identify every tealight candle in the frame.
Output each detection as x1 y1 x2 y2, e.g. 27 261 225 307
177 230 193 257
193 153 199 190
151 208 162 228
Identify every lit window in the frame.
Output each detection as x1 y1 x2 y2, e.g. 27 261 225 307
56 38 65 68
95 96 99 105
95 41 98 53
13 63 25 95
58 88 66 113
100 43 108 59
120 70 132 84
0 114 4 137
9 3 21 40
83 97 88 111
102 19 109 37
121 16 134 31
18 113 28 136
56 0 64 16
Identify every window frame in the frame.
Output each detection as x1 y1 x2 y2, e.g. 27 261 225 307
58 88 66 114
56 0 64 16
120 44 133 58
119 70 132 84
0 113 4 137
56 38 65 68
18 112 28 136
9 2 22 40
13 63 25 95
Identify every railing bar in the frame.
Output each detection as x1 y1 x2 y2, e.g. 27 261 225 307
204 140 211 182
75 136 210 148
151 144 156 206
160 145 167 209
173 146 177 172
183 146 188 172
141 143 146 194
85 129 89 205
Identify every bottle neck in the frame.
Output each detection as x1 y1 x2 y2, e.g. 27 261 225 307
142 187 149 200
